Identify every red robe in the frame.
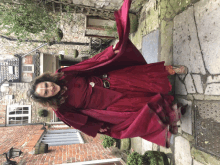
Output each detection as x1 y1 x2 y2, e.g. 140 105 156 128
54 0 179 147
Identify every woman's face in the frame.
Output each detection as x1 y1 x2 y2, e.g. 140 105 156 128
35 81 61 98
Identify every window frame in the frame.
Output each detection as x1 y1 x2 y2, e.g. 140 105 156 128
7 105 31 125
22 64 34 73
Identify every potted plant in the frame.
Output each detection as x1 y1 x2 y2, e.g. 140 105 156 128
127 152 144 165
38 109 49 117
127 151 169 165
101 135 117 148
119 138 131 151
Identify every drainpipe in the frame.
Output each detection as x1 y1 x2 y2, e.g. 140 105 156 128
0 122 45 127
21 41 90 58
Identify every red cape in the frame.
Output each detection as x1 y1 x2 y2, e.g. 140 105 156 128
54 0 172 147
56 0 146 77
54 0 147 137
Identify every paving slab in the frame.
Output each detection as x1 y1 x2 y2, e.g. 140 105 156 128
187 94 194 100
173 6 206 75
193 159 205 165
142 30 159 63
205 83 220 95
194 0 220 74
160 20 173 65
177 98 193 135
160 146 172 154
193 94 204 100
185 74 196 94
204 95 220 100
191 147 220 165
192 74 204 94
175 76 187 95
175 136 192 165
207 75 220 84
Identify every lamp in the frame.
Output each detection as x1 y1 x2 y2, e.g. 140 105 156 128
3 147 23 165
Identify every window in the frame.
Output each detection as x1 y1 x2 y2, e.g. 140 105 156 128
52 111 63 122
22 65 34 73
7 105 31 125
41 129 84 146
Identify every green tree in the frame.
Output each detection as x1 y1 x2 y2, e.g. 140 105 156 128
0 0 60 42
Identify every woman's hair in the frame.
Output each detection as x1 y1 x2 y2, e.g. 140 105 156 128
27 72 66 109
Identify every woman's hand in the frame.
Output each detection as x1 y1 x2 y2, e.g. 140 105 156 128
114 50 119 54
99 127 110 133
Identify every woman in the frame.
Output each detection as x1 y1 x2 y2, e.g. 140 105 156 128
28 0 187 148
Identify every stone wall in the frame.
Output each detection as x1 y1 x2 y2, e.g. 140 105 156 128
0 82 49 124
71 0 123 10
71 0 146 12
0 0 147 57
0 13 90 57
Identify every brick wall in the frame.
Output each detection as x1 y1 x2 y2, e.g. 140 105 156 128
40 133 117 165
0 125 44 164
24 55 33 64
0 105 6 125
0 125 118 165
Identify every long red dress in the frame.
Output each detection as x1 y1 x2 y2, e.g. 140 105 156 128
54 0 180 148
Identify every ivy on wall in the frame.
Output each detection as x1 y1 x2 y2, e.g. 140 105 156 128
0 0 60 42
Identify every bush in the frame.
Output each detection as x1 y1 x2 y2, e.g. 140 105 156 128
143 151 169 165
119 138 131 151
127 151 169 165
38 109 49 117
127 152 144 165
101 135 116 148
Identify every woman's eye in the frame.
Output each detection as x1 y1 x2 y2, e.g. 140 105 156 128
45 82 48 88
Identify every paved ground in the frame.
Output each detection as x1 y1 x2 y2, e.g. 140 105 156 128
129 0 220 164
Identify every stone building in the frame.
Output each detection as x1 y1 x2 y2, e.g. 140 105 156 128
0 52 125 164
0 0 147 164
0 0 121 141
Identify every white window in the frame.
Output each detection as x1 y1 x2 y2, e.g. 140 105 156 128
53 111 63 123
8 66 15 74
41 129 84 146
22 65 34 73
7 105 31 125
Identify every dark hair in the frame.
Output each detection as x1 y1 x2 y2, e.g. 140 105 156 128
27 72 67 108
